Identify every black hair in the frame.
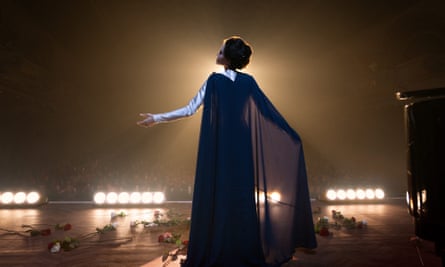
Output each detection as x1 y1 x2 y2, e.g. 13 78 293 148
223 37 252 70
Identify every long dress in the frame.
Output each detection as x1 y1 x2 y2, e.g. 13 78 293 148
183 72 317 267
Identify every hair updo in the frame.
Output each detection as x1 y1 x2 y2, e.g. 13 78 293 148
223 37 252 70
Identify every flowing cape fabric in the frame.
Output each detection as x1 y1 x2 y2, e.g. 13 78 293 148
184 72 316 267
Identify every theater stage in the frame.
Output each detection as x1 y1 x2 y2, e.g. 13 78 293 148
0 199 441 267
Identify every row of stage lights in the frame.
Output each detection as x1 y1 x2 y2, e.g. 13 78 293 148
325 188 385 201
2 187 386 206
0 190 282 206
0 191 166 206
0 192 42 205
0 190 281 206
93 191 165 205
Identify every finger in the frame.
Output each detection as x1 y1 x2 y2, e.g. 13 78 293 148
136 121 147 127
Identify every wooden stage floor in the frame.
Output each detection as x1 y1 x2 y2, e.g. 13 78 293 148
0 199 442 267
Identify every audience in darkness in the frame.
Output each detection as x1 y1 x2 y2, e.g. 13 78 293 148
4 156 327 201
6 157 194 201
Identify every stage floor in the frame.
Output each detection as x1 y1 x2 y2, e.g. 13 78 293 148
0 199 441 267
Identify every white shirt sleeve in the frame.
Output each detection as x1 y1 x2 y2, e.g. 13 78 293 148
152 81 207 123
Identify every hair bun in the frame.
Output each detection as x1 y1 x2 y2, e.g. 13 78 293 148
223 37 252 70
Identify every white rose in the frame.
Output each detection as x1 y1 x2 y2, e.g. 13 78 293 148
50 242 61 253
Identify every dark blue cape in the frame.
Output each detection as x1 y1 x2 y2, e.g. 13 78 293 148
184 72 316 267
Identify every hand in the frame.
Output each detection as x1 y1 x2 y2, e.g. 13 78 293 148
137 113 156 128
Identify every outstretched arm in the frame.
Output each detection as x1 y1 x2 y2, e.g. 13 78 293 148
137 80 207 127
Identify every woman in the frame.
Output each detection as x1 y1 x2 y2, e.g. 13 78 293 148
137 37 316 267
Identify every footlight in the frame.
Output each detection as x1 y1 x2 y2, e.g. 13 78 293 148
324 187 385 202
153 192 165 204
269 191 281 203
255 191 282 204
93 191 166 205
1 191 45 207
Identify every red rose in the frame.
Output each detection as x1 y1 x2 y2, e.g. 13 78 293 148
319 227 330 236
48 242 55 250
158 235 165 243
63 224 72 231
41 228 51 236
182 240 189 246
